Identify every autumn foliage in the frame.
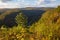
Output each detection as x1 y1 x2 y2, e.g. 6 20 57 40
0 6 60 40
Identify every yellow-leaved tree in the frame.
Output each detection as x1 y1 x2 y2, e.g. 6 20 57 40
29 6 60 40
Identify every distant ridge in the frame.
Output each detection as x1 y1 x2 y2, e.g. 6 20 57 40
0 7 55 13
20 7 55 10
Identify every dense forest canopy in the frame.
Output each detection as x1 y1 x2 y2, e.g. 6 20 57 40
29 6 60 40
0 6 60 40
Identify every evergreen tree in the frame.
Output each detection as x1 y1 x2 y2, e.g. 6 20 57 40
15 13 28 27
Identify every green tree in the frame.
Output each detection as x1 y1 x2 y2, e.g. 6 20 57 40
15 13 29 40
15 13 28 27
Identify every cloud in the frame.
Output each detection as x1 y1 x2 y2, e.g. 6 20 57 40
1 0 12 2
0 0 45 8
50 0 56 2
0 0 20 8
0 0 59 8
21 0 45 7
36 0 44 6
36 0 59 7
39 3 58 7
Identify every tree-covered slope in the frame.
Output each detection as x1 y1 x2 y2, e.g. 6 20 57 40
29 6 60 40
0 7 59 40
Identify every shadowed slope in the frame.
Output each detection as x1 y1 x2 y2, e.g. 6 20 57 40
0 9 45 27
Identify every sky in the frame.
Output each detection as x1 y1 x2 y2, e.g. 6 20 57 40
0 0 60 8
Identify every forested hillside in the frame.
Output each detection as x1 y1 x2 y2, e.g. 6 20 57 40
29 6 60 40
0 9 45 27
0 6 60 40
